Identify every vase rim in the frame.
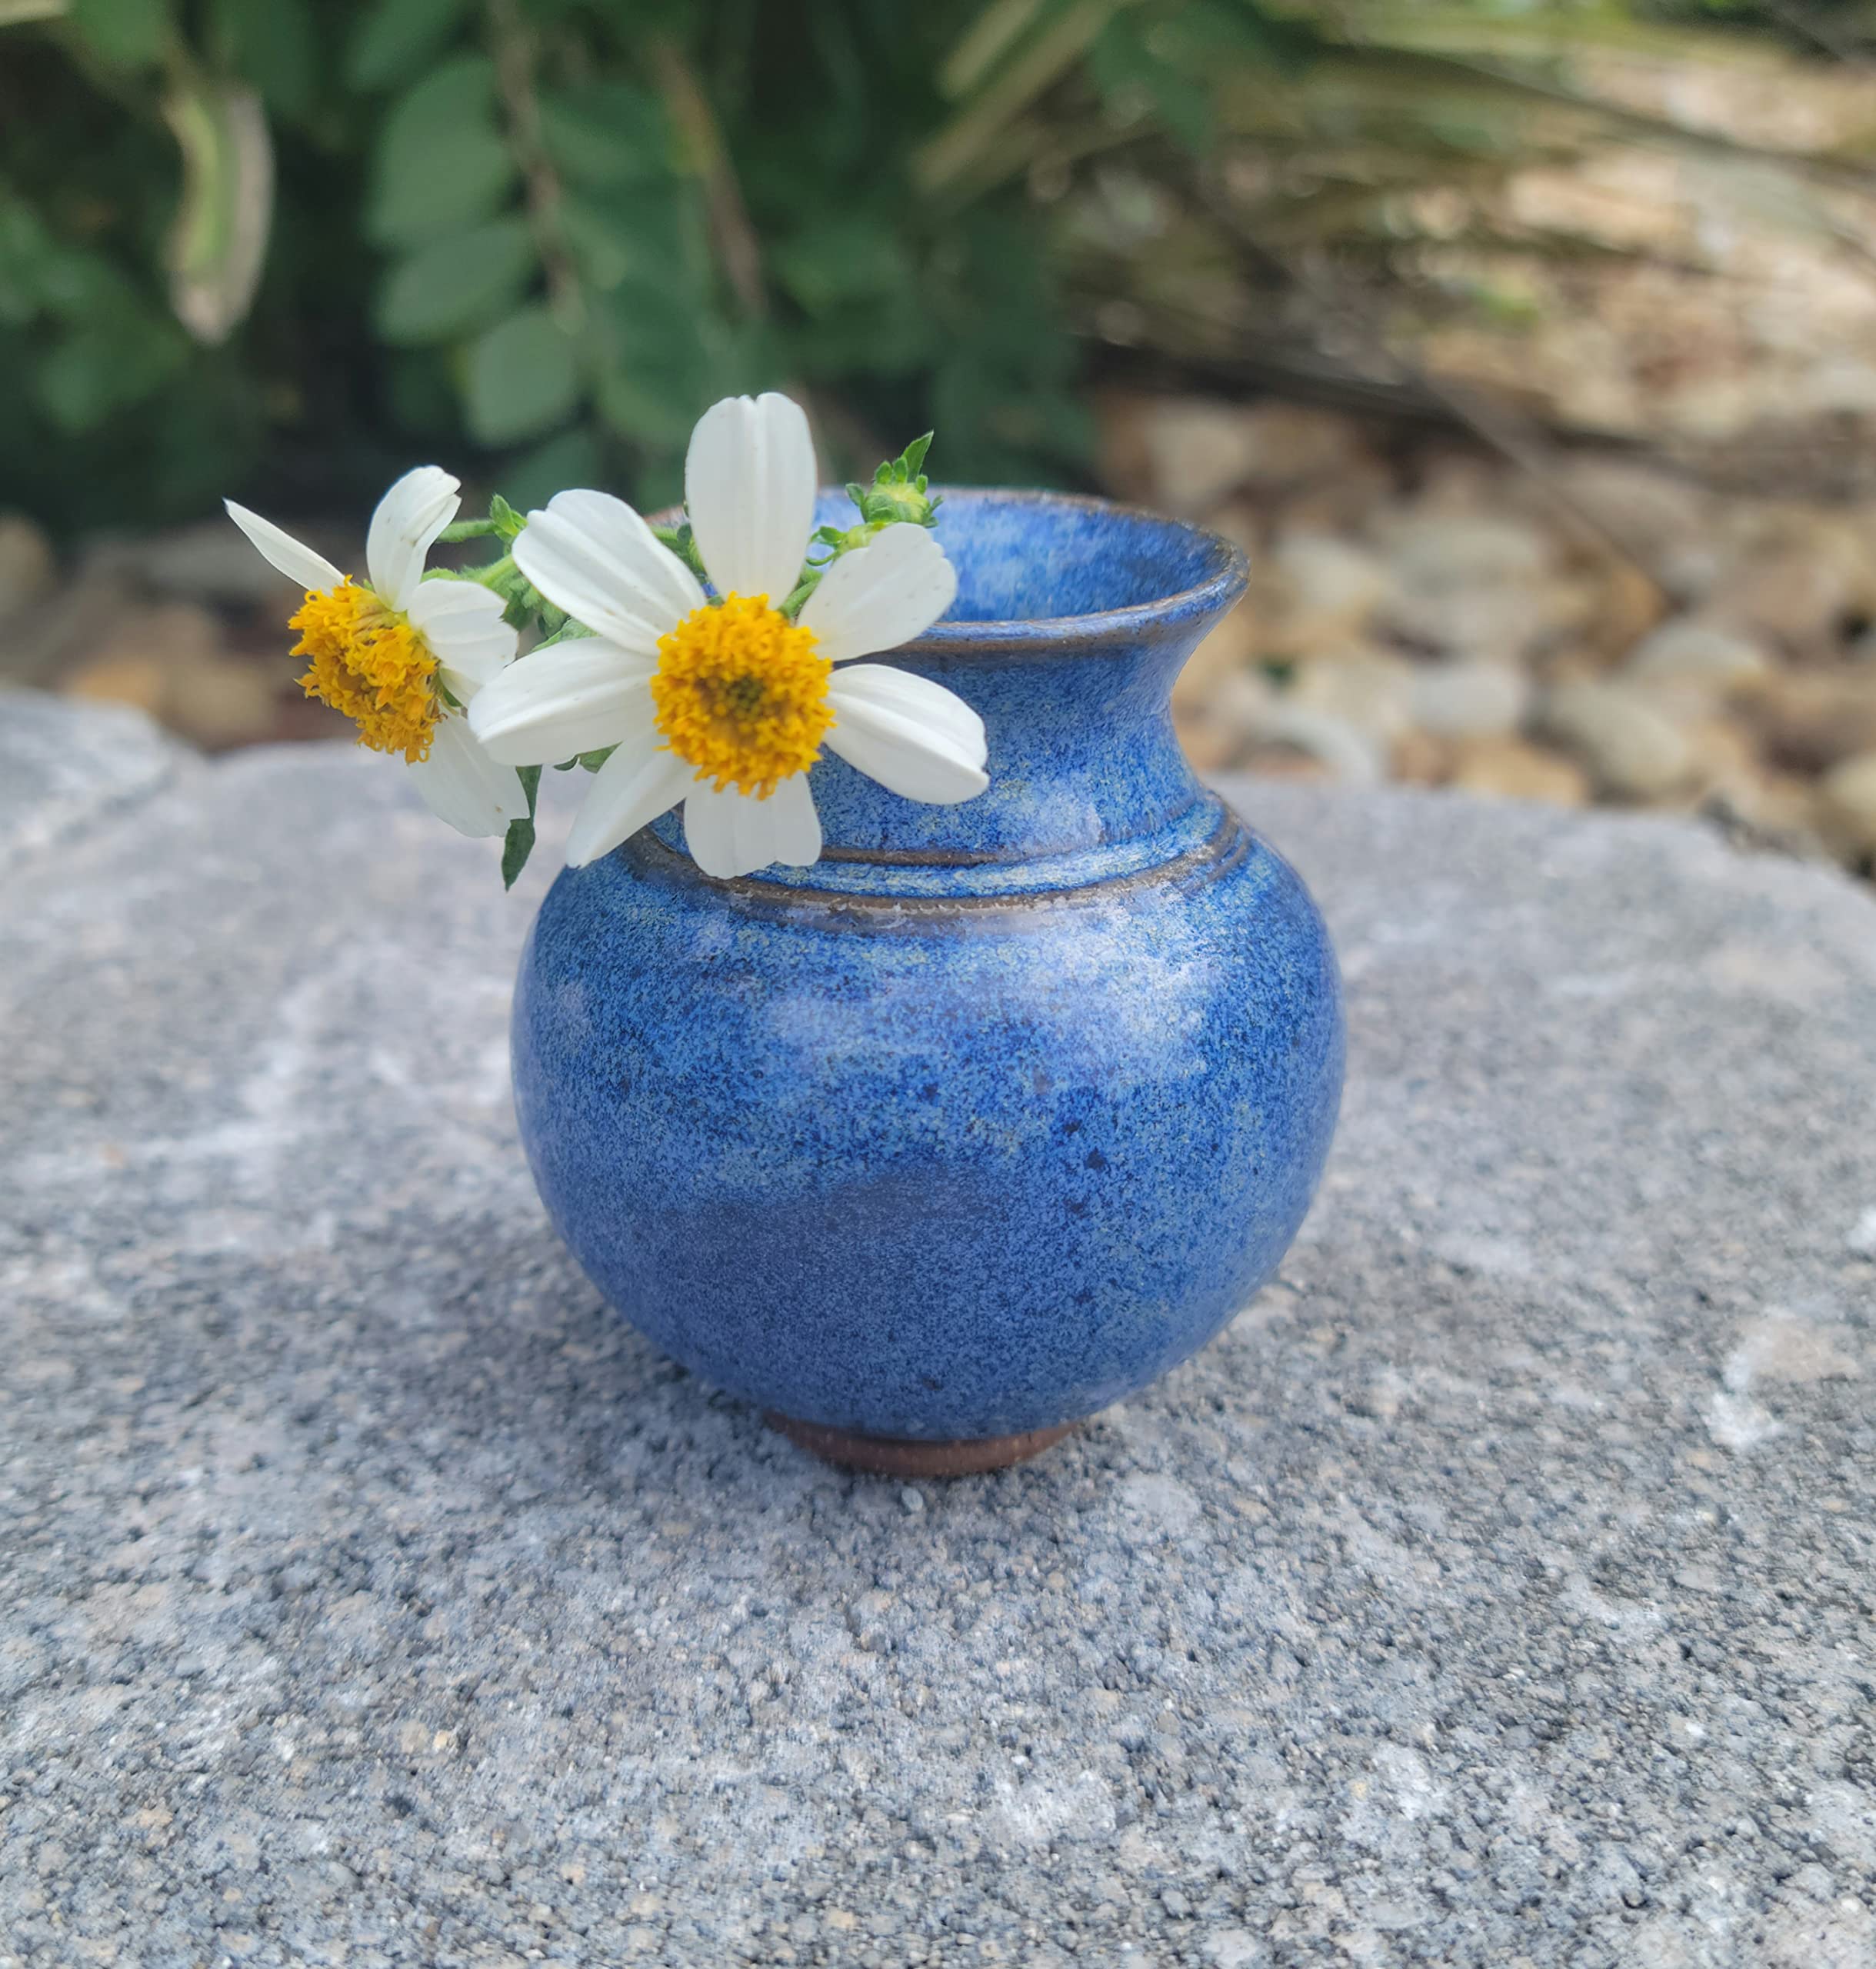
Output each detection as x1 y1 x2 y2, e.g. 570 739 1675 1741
901 487 1250 660
649 486 1248 658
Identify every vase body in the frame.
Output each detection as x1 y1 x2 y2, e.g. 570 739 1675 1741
511 490 1344 1451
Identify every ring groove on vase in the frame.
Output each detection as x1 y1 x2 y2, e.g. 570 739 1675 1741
817 843 1007 867
625 804 1252 921
810 786 1212 871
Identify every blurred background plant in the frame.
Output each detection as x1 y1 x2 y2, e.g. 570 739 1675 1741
8 0 1876 526
2 0 1121 528
8 0 1876 871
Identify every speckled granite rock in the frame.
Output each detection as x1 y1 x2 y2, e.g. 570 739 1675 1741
0 687 190 877
3 698 1874 1969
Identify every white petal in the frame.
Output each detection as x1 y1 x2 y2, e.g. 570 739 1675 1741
223 500 343 592
407 713 528 838
797 523 957 664
825 664 989 805
828 662 988 768
685 392 817 605
512 489 703 654
681 776 821 879
763 774 823 868
407 578 518 698
468 641 658 765
366 465 460 611
563 728 695 868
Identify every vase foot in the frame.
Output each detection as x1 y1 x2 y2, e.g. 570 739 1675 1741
765 1413 1078 1477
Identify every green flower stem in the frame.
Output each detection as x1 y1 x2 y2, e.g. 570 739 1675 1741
779 571 822 618
458 551 562 634
652 522 708 583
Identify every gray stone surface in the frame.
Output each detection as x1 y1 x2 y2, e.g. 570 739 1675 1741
4 695 1875 1968
0 688 192 878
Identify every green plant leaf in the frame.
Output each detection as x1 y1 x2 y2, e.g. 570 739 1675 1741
348 0 465 92
29 243 128 323
595 368 696 448
557 195 681 293
65 0 168 68
772 215 911 316
500 815 535 888
375 216 536 345
499 762 542 889
463 305 581 445
0 196 59 328
1089 12 1214 155
501 425 603 511
367 57 515 247
211 0 317 122
588 275 721 446
36 311 187 431
538 82 668 187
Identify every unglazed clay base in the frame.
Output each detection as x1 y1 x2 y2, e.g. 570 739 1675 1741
766 1414 1078 1477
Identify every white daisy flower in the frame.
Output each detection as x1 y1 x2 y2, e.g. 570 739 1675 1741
225 468 528 838
466 392 986 878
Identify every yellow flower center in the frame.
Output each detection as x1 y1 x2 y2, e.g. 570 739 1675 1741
650 593 833 798
289 579 439 763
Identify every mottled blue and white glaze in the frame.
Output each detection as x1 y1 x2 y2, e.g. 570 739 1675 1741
511 490 1344 1444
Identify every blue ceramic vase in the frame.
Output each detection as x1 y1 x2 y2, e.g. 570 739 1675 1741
511 490 1344 1474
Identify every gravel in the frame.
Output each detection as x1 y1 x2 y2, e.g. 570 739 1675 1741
4 698 1874 1967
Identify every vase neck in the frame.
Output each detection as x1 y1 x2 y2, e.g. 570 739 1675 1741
748 490 1248 895
810 635 1211 863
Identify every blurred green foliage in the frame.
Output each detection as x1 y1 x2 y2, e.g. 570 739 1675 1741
1 0 1156 527
0 0 1863 529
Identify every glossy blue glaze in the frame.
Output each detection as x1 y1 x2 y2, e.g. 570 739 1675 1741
511 490 1345 1441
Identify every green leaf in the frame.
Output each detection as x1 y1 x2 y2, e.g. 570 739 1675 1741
588 275 725 447
367 58 515 248
558 195 682 295
538 82 667 188
66 0 168 68
32 246 139 324
499 761 542 889
384 349 458 436
769 215 933 378
211 0 317 122
501 425 601 510
0 197 59 328
1088 12 1213 155
375 217 536 345
500 815 535 888
36 312 187 432
771 215 911 316
348 0 465 92
594 367 696 449
463 305 581 445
